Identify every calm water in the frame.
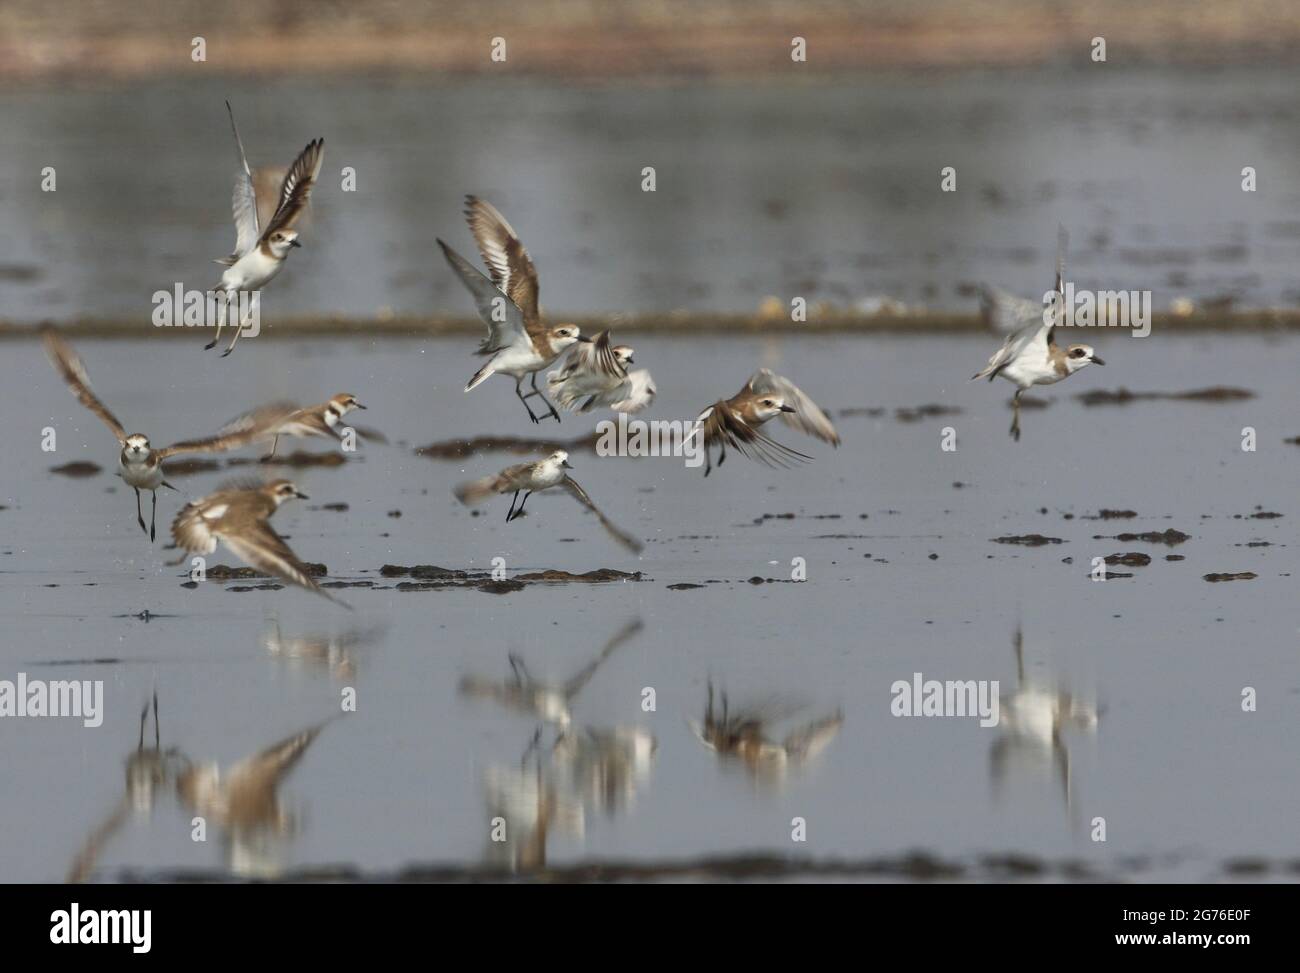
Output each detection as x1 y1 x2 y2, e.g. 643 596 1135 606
4 68 1300 321
0 331 1295 882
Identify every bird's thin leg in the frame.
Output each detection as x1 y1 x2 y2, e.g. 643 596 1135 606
134 488 146 535
513 491 532 520
149 489 157 542
261 435 279 463
703 444 712 477
514 377 541 424
1010 389 1023 442
508 653 529 685
221 297 250 358
152 689 160 749
138 701 148 750
718 440 727 468
205 291 226 351
506 490 520 521
530 372 561 423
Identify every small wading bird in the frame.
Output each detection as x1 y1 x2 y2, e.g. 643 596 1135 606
170 478 351 608
438 195 586 424
208 101 323 358
43 327 275 540
692 369 840 476
547 330 656 414
211 393 378 460
453 450 643 553
972 229 1104 441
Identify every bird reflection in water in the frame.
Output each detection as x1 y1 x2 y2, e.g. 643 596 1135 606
689 679 843 787
262 616 383 682
68 691 336 881
991 629 1099 819
460 619 655 872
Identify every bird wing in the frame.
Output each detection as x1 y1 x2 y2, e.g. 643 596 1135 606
464 195 541 327
697 401 812 468
226 722 327 802
562 618 644 697
972 316 1051 381
453 461 535 506
216 401 301 437
170 498 224 555
746 369 840 446
978 285 1041 334
222 101 261 263
558 476 644 553
591 369 656 414
261 137 325 240
220 520 347 607
42 326 127 443
438 239 535 357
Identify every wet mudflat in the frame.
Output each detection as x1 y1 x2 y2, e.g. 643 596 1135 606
0 331 1296 882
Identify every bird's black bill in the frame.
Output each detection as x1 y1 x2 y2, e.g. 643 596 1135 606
562 460 574 469
1091 356 1105 366
295 491 310 499
779 404 797 413
289 240 302 248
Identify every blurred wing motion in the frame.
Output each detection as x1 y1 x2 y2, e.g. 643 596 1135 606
747 369 840 446
453 462 532 506
696 403 812 468
42 326 127 443
558 476 643 554
596 369 656 414
979 285 1041 334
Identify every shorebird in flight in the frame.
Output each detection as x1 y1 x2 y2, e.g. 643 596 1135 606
212 393 379 461
692 369 840 476
972 229 1104 441
547 330 656 414
171 478 351 607
208 101 323 358
43 327 273 540
453 450 643 553
439 195 586 424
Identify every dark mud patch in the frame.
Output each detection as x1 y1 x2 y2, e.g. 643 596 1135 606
1105 552 1151 567
161 458 223 476
1077 386 1254 406
236 451 346 469
49 461 102 478
1085 509 1138 520
1097 529 1191 545
317 502 350 512
667 583 705 590
381 564 642 592
838 404 961 422
895 404 961 423
415 432 599 460
207 562 328 579
1203 572 1258 582
1241 511 1282 520
992 534 1064 546
516 569 641 583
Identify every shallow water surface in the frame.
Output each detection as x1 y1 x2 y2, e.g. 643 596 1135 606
0 332 1295 881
